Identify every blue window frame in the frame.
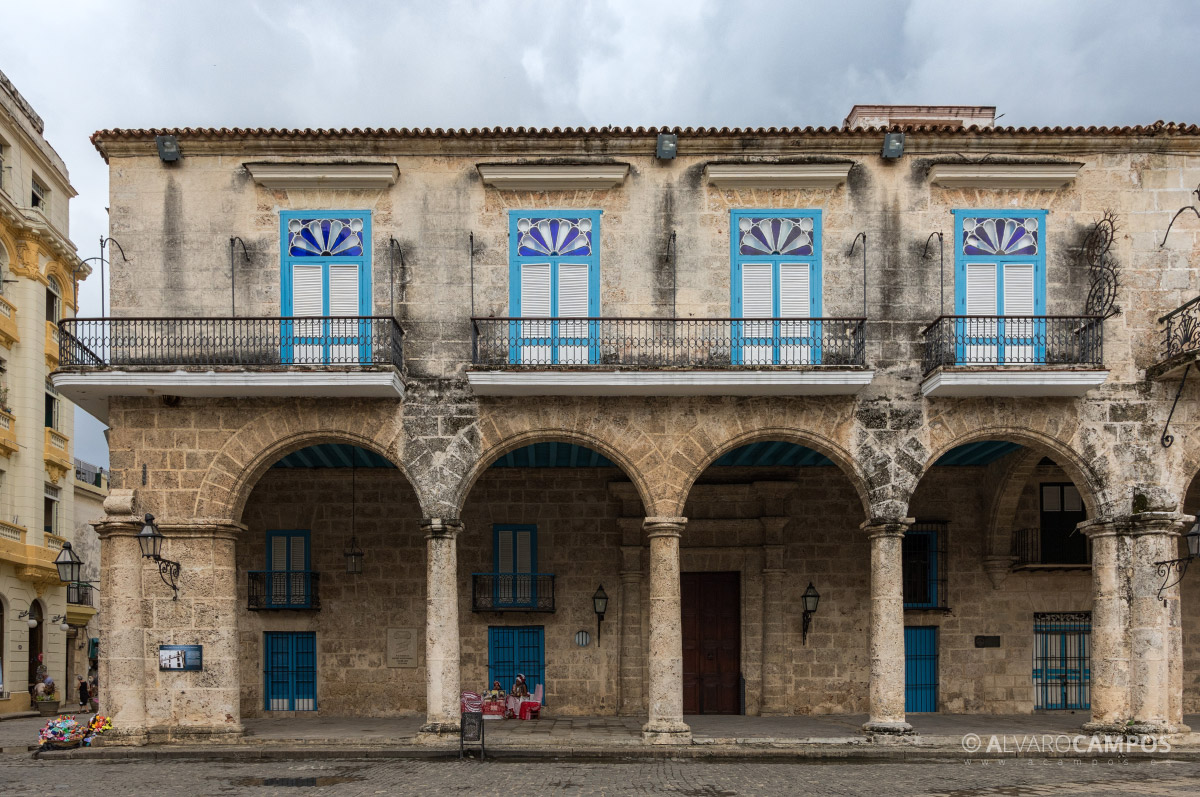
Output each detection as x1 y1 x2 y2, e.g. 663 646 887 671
730 210 823 365
953 209 1047 364
508 211 601 365
904 626 938 712
264 631 317 711
265 530 312 609
493 524 537 608
902 523 945 609
488 626 546 706
1033 612 1091 710
279 211 373 364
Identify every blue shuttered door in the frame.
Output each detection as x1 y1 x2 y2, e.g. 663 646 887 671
488 626 546 705
904 626 938 713
264 632 317 711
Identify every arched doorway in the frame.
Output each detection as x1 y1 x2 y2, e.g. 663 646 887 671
679 438 871 717
1179 472 1200 715
457 438 647 717
236 442 424 718
27 600 43 695
907 439 1098 716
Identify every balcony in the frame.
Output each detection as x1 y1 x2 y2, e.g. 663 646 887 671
0 295 18 348
66 582 97 626
920 315 1108 397
45 320 60 368
1149 296 1200 380
471 573 556 612
468 317 873 396
67 582 94 607
0 523 64 587
52 317 405 423
248 570 320 610
44 427 71 482
0 408 16 457
1011 527 1090 570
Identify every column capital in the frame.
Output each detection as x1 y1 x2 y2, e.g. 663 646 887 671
643 516 686 539
860 518 913 539
421 518 463 538
1080 512 1195 540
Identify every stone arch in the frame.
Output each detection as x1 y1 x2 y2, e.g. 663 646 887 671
917 426 1109 520
454 428 655 518
193 407 418 522
982 447 1043 559
669 426 872 519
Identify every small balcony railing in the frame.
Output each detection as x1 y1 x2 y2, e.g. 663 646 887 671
471 317 866 368
922 315 1103 376
248 570 320 610
471 573 556 612
1012 527 1090 568
1160 296 1200 362
67 582 94 607
57 317 403 371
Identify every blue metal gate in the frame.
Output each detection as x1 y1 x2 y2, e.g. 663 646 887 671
264 632 317 711
488 626 545 705
1033 612 1091 710
904 626 939 713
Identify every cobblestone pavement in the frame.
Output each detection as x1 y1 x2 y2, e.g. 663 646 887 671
3 754 1200 796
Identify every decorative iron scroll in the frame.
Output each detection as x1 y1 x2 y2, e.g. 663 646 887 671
1082 212 1121 319
1033 611 1091 626
1154 557 1191 604
1159 183 1200 248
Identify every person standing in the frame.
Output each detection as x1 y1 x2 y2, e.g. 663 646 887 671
77 675 91 711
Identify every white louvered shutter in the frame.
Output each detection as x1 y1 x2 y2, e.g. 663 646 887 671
270 535 289 605
964 263 998 364
288 534 307 605
515 529 533 603
328 263 360 362
557 262 590 364
519 263 551 364
741 263 773 365
779 263 812 364
497 528 514 603
1002 263 1036 363
291 264 324 363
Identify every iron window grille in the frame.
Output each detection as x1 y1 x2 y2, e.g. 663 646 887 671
903 521 948 609
67 582 93 607
1032 611 1091 710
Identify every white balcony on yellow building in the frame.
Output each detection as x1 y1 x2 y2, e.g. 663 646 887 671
0 295 18 348
45 319 60 369
0 408 16 457
44 426 71 482
0 521 64 587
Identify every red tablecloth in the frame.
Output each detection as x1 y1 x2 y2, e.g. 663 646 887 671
518 701 540 720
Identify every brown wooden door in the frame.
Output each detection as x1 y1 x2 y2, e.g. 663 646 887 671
681 571 740 714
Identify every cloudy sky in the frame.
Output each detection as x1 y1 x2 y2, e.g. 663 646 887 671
5 0 1200 464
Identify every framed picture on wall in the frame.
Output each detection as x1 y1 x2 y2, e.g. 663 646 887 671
158 645 202 671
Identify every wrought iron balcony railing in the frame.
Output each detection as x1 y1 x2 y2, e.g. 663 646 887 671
58 317 404 370
248 570 320 610
921 315 1103 376
1012 527 1090 568
67 582 94 607
471 317 867 368
1160 295 1200 362
471 573 556 612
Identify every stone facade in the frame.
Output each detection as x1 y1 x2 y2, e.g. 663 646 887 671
67 115 1200 742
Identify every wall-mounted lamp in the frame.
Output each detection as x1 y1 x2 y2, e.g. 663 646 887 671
54 540 83 584
138 513 181 600
1154 522 1200 603
881 132 905 159
52 615 69 631
17 609 38 629
656 133 678 160
156 134 181 162
801 582 821 645
592 585 609 647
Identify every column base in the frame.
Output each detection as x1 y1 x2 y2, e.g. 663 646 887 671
94 728 148 747
642 719 692 745
418 720 461 736
862 720 914 735
1082 720 1190 737
144 725 245 745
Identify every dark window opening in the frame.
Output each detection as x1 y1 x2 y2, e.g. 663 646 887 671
903 521 947 608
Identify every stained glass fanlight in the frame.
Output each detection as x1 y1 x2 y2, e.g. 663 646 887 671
516 217 592 257
963 217 1039 256
738 217 814 256
288 218 365 257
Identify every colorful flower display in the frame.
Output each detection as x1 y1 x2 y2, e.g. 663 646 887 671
37 714 113 749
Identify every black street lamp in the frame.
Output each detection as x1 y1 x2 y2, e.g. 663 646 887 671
54 541 83 585
801 582 821 645
139 514 181 600
592 585 609 647
1154 522 1200 603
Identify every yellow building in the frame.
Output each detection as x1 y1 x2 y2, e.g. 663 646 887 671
0 69 90 713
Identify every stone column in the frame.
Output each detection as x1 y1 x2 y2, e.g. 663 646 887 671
421 518 461 734
617 540 644 716
1080 517 1128 733
642 517 690 744
862 518 913 734
1128 512 1191 734
760 518 789 715
94 493 148 745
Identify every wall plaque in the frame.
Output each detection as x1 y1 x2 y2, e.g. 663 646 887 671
387 627 419 668
974 635 1001 648
159 644 203 670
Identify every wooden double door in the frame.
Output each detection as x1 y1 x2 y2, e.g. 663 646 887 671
681 571 741 714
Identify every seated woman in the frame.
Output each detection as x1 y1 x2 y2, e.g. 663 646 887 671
505 674 529 718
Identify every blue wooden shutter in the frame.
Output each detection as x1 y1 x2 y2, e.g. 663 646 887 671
488 627 517 693
904 626 938 713
516 627 546 702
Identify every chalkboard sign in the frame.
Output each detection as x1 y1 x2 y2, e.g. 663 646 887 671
974 635 1001 648
159 645 203 670
460 711 485 760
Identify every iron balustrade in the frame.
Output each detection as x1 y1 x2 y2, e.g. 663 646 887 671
471 317 867 368
471 573 556 612
248 570 321 610
921 315 1103 375
1160 295 1200 361
57 317 404 370
1012 527 1090 568
66 582 93 607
